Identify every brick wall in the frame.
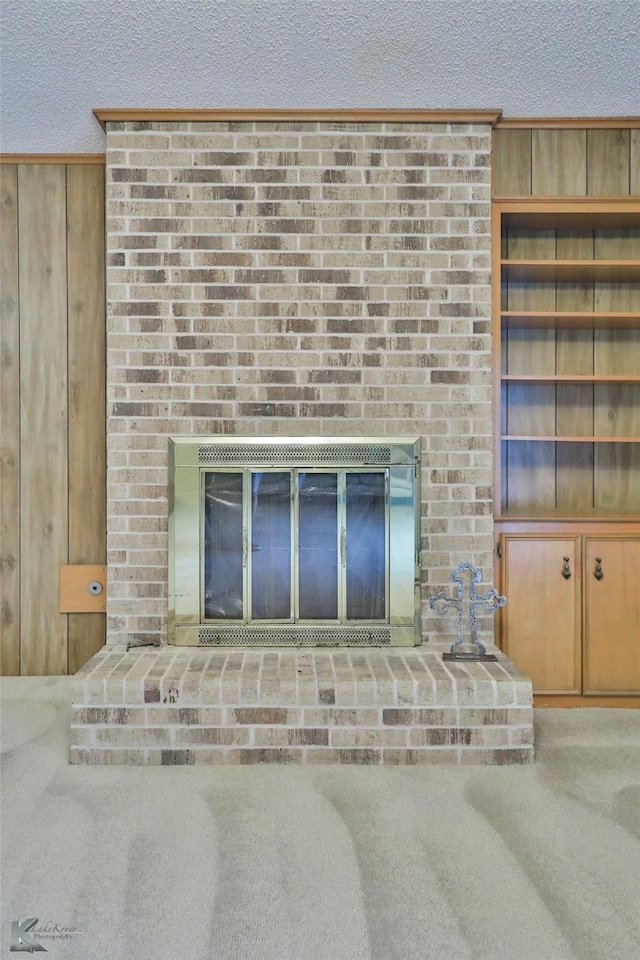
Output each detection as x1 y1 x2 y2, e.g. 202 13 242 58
105 120 494 647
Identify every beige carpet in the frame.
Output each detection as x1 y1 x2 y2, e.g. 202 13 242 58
1 677 639 960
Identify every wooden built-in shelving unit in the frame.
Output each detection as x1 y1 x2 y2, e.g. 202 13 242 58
491 127 640 705
493 197 640 522
492 193 640 703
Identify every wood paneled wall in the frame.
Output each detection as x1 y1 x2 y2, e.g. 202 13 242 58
0 162 106 675
494 128 640 197
2 127 635 671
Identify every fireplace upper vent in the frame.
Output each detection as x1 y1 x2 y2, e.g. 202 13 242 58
198 444 393 465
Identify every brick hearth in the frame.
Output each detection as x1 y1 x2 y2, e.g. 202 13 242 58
70 646 533 764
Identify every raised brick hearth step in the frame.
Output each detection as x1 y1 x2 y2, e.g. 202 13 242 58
70 645 533 764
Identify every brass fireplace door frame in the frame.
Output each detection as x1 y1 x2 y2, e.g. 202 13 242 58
168 437 422 647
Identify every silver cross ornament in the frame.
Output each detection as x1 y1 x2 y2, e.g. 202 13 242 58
429 561 507 660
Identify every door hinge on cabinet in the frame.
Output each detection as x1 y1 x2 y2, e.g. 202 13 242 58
497 543 503 558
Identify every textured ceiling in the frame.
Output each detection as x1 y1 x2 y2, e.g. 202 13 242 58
1 0 639 153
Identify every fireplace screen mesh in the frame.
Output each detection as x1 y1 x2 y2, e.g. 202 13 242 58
170 438 421 646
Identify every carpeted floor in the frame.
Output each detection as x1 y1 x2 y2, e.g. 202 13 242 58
1 678 639 960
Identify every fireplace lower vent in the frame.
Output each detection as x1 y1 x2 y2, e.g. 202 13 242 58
195 626 392 646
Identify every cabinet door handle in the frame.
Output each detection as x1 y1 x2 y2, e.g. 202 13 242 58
594 557 604 580
562 557 571 579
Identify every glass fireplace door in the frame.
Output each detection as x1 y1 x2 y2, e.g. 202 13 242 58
170 436 421 645
203 472 244 620
297 472 339 621
250 471 293 621
203 468 388 624
345 472 386 621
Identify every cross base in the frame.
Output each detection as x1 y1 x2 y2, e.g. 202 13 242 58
442 652 499 662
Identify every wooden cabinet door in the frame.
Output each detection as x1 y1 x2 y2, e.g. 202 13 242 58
500 535 582 693
584 538 640 694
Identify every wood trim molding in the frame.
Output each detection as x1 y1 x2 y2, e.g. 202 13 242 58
534 695 640 708
93 109 640 130
495 116 640 129
492 196 640 208
93 107 503 129
0 154 105 164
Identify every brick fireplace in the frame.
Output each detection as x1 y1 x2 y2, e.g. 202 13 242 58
104 117 495 649
70 111 533 764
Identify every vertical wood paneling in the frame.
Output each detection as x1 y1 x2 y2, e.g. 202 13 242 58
531 130 587 196
493 129 531 195
18 165 69 675
631 130 640 195
1 161 107 676
67 165 107 673
587 130 630 195
494 126 638 199
0 166 21 675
